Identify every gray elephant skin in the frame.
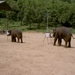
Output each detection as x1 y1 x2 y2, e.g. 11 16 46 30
7 29 23 43
53 26 75 48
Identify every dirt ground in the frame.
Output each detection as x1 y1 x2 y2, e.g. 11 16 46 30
0 31 75 75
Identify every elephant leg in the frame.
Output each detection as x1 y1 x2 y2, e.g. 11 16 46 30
11 36 14 42
54 37 57 46
65 41 67 47
21 38 23 43
68 38 71 47
11 37 13 42
64 38 68 47
58 38 61 46
14 37 16 42
11 35 16 42
17 38 19 43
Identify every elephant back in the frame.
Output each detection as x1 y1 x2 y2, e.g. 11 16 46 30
11 30 22 38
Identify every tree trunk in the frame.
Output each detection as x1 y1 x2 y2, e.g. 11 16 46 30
37 23 40 29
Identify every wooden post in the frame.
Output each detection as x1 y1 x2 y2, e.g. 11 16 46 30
46 12 49 32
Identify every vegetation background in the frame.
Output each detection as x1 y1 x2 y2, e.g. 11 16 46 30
0 0 75 33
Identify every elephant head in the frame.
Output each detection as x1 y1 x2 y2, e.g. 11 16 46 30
6 30 12 36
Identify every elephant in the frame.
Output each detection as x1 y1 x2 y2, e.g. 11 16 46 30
7 29 23 43
53 26 75 48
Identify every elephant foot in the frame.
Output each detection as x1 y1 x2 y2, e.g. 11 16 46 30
64 45 71 48
21 39 23 43
64 45 68 48
53 44 56 46
21 41 23 43
68 46 71 48
11 40 14 42
57 44 61 46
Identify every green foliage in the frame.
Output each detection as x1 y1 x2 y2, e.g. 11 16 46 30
1 0 75 29
68 3 75 28
61 0 71 3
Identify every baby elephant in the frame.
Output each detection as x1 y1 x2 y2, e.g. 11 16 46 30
7 29 23 43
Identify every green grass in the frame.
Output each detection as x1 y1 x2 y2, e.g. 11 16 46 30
0 19 75 34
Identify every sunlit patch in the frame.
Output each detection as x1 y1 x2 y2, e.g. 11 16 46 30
45 33 50 38
6 30 10 36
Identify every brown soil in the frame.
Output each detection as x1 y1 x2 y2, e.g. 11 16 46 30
0 32 75 75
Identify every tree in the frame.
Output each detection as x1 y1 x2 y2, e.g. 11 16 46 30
0 0 75 29
69 3 75 28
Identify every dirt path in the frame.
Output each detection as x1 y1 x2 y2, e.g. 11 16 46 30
0 32 75 75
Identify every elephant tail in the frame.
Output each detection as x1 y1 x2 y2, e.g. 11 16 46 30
71 34 75 39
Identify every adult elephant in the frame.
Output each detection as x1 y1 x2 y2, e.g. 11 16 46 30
53 26 74 47
7 29 23 43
